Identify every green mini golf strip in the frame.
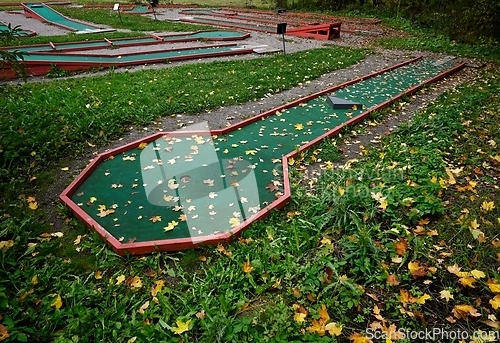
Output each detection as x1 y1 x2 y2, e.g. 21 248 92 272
3 31 250 54
0 43 254 78
22 2 115 33
60 56 465 255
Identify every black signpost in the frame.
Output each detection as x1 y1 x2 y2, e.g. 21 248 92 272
277 23 287 55
150 0 158 20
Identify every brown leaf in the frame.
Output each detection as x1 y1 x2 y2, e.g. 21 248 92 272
266 183 279 192
394 238 408 256
386 274 400 286
0 324 9 341
452 304 481 319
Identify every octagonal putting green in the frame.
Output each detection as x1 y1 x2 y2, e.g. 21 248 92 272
60 56 465 255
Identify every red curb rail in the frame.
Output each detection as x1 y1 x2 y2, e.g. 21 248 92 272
59 57 465 255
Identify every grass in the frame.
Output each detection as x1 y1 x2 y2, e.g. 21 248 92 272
1 3 500 342
2 66 499 342
378 17 500 62
53 6 217 32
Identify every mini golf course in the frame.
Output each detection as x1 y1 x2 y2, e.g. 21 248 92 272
0 30 253 78
60 56 465 255
21 2 115 33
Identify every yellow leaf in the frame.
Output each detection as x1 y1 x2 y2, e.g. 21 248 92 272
0 240 14 251
61 167 69 171
288 157 295 166
138 142 148 149
471 269 486 279
318 304 330 322
488 281 500 293
337 187 345 196
51 294 63 309
151 280 164 297
171 319 191 335
28 201 38 210
325 322 342 336
349 332 372 343
89 197 97 203
293 312 307 323
129 276 142 289
94 271 103 279
439 290 454 302
469 219 480 229
459 276 476 288
408 261 427 278
116 275 126 285
490 295 500 310
0 324 10 341
137 300 150 314
294 123 304 130
415 293 431 304
229 217 241 228
306 319 325 336
245 150 257 155
242 261 254 273
31 275 38 285
445 167 456 185
481 201 495 212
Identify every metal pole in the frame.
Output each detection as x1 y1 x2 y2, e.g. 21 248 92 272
282 32 286 55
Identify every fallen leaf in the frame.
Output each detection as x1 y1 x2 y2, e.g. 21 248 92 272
229 217 241 228
408 261 427 278
50 294 63 309
0 324 9 341
349 332 372 343
439 290 454 302
137 301 149 314
490 295 500 310
325 322 342 336
452 304 481 319
293 312 307 323
242 261 254 273
151 280 164 297
171 319 191 335
386 274 400 286
116 275 126 285
488 280 500 293
138 142 148 149
394 238 408 256
127 276 142 289
0 240 14 251
294 123 304 130
94 271 103 279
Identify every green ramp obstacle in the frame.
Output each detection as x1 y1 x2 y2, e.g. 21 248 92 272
60 56 465 255
22 2 115 33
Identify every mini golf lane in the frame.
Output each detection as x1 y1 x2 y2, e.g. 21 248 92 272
60 56 465 255
22 2 115 33
6 31 250 54
0 31 252 78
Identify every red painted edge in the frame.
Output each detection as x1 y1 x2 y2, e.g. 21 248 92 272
60 58 465 255
180 17 275 34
